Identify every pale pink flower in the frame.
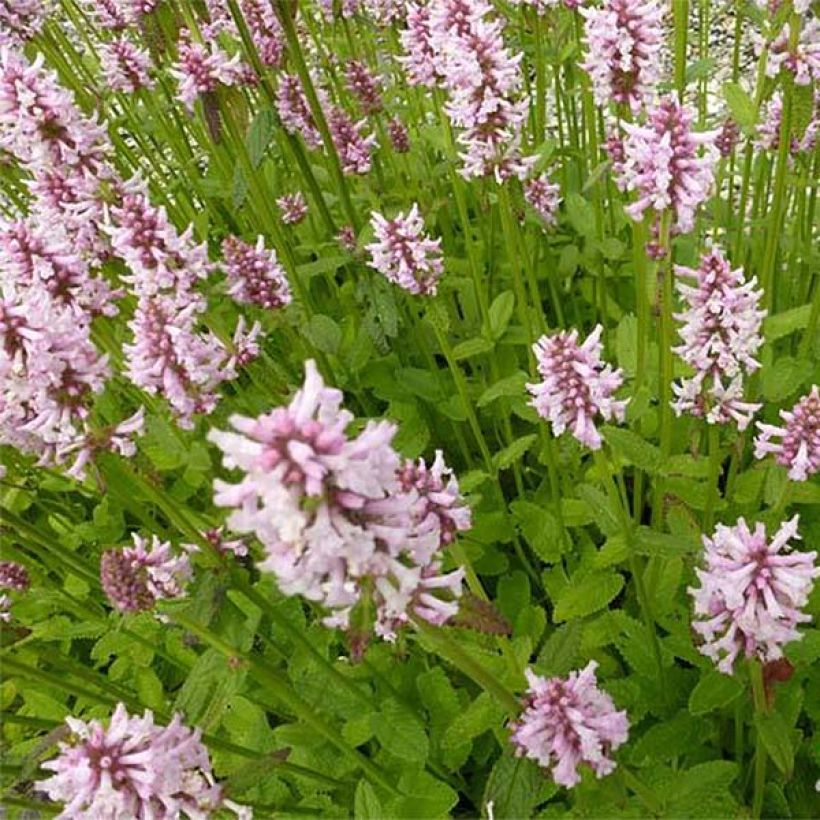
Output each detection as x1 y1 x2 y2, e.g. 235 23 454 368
509 662 629 788
221 235 292 309
277 191 308 225
345 60 383 114
690 516 819 674
328 106 377 175
580 0 663 114
527 325 628 450
100 533 192 613
99 37 154 93
36 704 242 818
337 225 358 252
0 561 30 591
366 205 444 296
209 361 467 642
715 118 740 157
0 0 47 47
388 117 411 152
616 98 718 235
767 19 820 86
170 33 245 112
276 73 322 149
399 2 437 87
755 386 820 481
525 174 561 230
671 247 765 430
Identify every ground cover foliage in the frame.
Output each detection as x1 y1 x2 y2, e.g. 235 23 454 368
0 0 819 817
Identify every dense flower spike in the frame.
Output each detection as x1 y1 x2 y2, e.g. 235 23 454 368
100 534 192 613
0 561 30 591
509 663 630 788
616 97 717 235
0 0 48 46
366 205 444 296
276 73 322 149
525 174 561 230
277 191 308 225
209 360 467 642
527 325 628 450
344 60 383 114
388 117 411 152
690 517 819 674
767 19 820 86
98 37 154 93
427 0 533 180
580 0 663 113
715 118 740 157
328 106 377 174
35 704 241 818
671 247 765 430
222 235 292 309
400 2 437 87
171 33 245 112
755 386 820 481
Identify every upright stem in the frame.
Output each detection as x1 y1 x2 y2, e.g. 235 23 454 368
749 659 768 819
704 423 722 531
673 0 690 100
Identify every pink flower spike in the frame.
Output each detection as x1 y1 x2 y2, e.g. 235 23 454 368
277 191 308 225
754 386 820 481
509 662 629 788
689 516 819 674
222 235 292 310
527 325 628 450
99 36 154 93
366 204 444 296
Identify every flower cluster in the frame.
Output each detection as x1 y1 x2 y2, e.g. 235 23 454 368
0 0 48 47
580 0 663 114
36 704 245 818
277 191 308 225
715 118 740 158
209 360 468 643
98 36 154 93
388 117 411 152
345 60 383 114
524 174 561 230
203 0 283 66
689 516 819 674
328 106 377 175
221 235 292 309
276 73 322 149
100 534 192 613
767 19 820 86
671 247 765 430
170 33 245 112
756 91 819 155
366 205 444 295
755 386 820 481
427 0 533 180
527 325 628 450
0 560 30 623
616 97 717 235
400 2 437 87
509 663 630 788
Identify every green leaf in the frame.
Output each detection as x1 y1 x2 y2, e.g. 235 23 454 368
688 671 743 715
488 291 515 340
554 571 624 622
575 484 619 535
558 244 580 276
477 371 528 407
601 426 662 473
304 314 342 354
141 417 187 471
246 108 274 167
764 303 812 341
565 193 596 238
355 781 384 819
666 761 740 817
762 356 808 401
535 621 582 676
391 771 458 818
452 336 494 360
615 314 638 375
492 435 537 471
442 693 504 751
723 82 757 129
296 256 348 279
510 500 562 563
482 755 549 819
686 57 716 83
630 711 709 764
633 527 699 558
373 699 429 763
755 711 794 776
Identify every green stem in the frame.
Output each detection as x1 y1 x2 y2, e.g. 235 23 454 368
621 766 662 815
673 0 690 99
749 659 768 819
704 423 722 531
413 620 520 714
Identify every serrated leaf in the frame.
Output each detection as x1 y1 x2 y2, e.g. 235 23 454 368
723 82 756 129
631 711 708 764
355 781 384 818
477 371 529 407
482 755 549 819
688 671 743 715
764 303 812 341
554 572 624 621
616 314 637 375
304 315 341 354
633 527 699 558
391 771 458 819
565 193 596 237
755 711 794 776
373 699 428 763
492 435 537 471
666 761 740 817
510 500 562 563
452 337 494 360
442 693 504 751
246 108 274 167
602 426 662 473
536 621 582 676
296 256 348 278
